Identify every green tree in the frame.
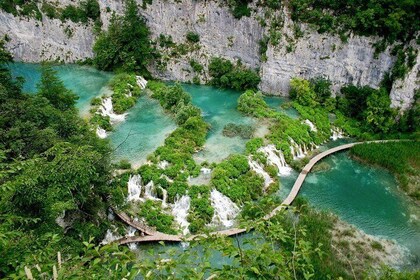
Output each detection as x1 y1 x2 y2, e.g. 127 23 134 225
289 77 318 107
37 65 78 111
93 0 153 75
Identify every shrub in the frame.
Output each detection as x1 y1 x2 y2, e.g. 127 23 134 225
186 32 200 43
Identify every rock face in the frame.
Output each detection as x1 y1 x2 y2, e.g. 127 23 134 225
0 10 94 62
0 0 418 108
260 33 395 95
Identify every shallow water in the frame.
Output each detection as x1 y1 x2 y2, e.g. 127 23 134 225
264 95 299 118
108 95 177 166
180 84 256 163
9 62 113 115
279 149 420 264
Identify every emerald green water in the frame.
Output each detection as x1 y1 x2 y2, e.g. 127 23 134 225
279 149 420 263
8 62 113 115
108 96 176 166
181 84 256 163
264 96 300 118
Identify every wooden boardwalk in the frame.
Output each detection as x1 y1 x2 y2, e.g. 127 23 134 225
115 140 401 245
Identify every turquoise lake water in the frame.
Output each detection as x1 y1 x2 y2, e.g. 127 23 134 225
8 62 113 115
9 63 420 267
108 96 177 166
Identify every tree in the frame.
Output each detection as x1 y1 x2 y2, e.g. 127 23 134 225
37 65 78 111
364 88 396 133
93 0 153 75
289 77 318 107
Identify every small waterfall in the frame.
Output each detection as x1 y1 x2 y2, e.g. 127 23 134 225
136 76 148 89
248 157 273 190
258 145 292 176
127 175 142 202
172 195 191 235
289 139 306 160
144 181 156 199
158 160 169 169
200 167 212 175
210 189 239 228
100 97 126 124
159 186 168 207
101 229 122 245
303 119 317 132
331 127 345 140
96 127 107 139
126 226 138 250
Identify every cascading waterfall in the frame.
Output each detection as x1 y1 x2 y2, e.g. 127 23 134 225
159 186 168 207
303 119 317 132
144 181 156 200
331 127 345 140
101 228 122 245
210 189 239 228
158 160 169 169
96 127 107 139
127 174 142 202
289 139 306 160
258 144 292 176
126 226 138 250
136 76 148 89
172 195 191 235
248 157 273 190
100 97 127 124
200 167 212 175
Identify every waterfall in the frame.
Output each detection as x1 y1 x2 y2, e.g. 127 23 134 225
258 145 292 176
172 195 191 235
331 127 345 140
100 97 126 124
101 229 122 245
248 157 274 190
127 175 142 202
126 226 138 250
144 181 156 199
158 160 169 169
159 186 168 207
136 76 148 89
96 127 107 139
200 167 212 174
303 119 317 132
210 189 239 228
289 139 306 160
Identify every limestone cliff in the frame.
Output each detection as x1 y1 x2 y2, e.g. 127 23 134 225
0 0 417 109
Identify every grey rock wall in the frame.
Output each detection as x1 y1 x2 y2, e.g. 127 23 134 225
0 10 95 62
0 0 418 109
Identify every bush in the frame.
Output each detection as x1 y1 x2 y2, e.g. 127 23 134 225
186 32 200 43
208 57 260 91
108 73 142 114
222 123 254 139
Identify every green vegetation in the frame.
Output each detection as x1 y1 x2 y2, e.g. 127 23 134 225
138 200 176 234
189 59 203 73
109 73 142 114
186 31 200 43
188 185 214 233
350 141 420 201
290 0 420 43
93 0 153 75
222 123 254 139
0 0 42 20
0 0 101 23
228 0 252 19
60 0 101 23
211 155 264 204
208 57 260 91
0 41 118 277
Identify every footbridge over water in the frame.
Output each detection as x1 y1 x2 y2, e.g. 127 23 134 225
114 140 404 244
